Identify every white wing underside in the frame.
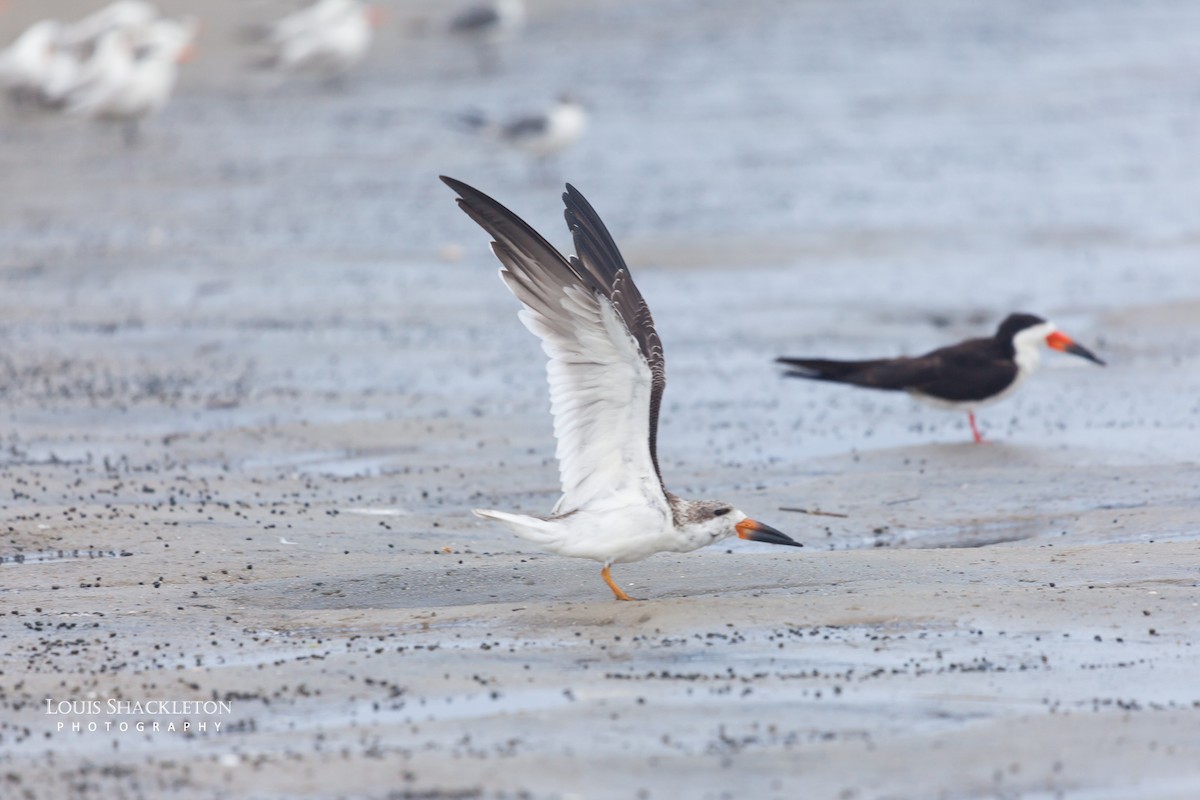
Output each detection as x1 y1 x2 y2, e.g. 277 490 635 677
491 248 662 517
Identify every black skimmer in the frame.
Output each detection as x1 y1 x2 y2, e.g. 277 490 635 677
443 176 801 601
777 312 1105 443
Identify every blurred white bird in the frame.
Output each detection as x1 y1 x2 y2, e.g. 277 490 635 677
461 94 588 180
65 17 198 144
256 0 384 82
0 19 65 103
449 0 524 72
58 1 160 50
1 2 165 109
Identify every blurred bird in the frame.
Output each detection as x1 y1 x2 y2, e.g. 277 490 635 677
442 176 802 601
254 0 384 82
0 19 66 104
58 1 160 50
1 2 165 109
449 0 524 71
777 313 1106 443
460 94 588 180
64 17 198 145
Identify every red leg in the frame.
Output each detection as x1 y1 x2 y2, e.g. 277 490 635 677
968 411 984 444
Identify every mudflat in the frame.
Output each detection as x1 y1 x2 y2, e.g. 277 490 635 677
1 0 1198 797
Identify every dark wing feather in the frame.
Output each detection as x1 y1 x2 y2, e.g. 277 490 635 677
778 337 1018 402
442 176 668 512
562 183 667 489
777 356 913 391
907 340 1018 401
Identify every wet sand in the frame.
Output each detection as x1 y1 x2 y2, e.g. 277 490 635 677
2 0 1199 797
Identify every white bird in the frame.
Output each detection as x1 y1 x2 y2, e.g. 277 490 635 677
0 19 65 103
442 177 802 601
58 1 160 50
65 17 197 144
449 0 524 71
257 0 383 80
1 2 162 109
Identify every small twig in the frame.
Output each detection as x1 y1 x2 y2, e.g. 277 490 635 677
779 506 849 519
883 496 921 506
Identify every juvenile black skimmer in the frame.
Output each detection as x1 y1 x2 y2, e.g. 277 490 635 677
777 312 1105 443
443 176 801 601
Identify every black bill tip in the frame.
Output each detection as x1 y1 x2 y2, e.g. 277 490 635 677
736 518 803 548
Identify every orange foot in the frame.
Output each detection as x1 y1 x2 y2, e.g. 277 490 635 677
601 564 638 601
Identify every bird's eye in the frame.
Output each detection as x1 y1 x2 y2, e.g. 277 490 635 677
713 508 731 517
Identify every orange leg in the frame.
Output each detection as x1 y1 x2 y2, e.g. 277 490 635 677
968 411 984 444
601 564 637 601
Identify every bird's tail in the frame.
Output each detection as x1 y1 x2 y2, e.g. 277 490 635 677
473 508 560 545
776 356 895 386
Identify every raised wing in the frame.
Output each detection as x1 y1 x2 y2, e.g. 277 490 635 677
442 176 667 515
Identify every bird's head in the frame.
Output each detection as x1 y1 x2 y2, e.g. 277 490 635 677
999 313 1105 366
675 500 802 550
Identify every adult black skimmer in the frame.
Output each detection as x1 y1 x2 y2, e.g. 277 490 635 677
443 176 801 600
777 313 1105 443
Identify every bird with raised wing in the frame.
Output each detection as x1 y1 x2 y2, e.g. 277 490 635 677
443 176 802 601
777 312 1105 443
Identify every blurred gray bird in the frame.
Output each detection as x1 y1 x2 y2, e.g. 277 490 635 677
449 0 524 71
459 94 588 181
